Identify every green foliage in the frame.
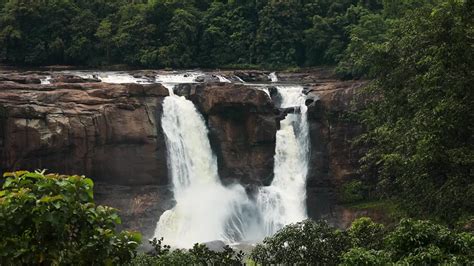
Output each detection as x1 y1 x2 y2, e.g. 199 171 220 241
0 170 141 265
354 0 474 223
250 217 473 265
2 0 459 74
250 219 351 265
254 0 305 66
385 219 474 264
129 237 244 265
339 179 368 203
348 217 385 249
340 247 391 265
342 218 474 265
0 0 395 68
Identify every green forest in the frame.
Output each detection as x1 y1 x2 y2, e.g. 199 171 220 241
0 0 450 74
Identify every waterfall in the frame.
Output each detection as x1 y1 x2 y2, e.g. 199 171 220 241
38 70 311 244
269 72 278 82
154 84 259 248
98 72 151 84
216 74 231 83
256 85 310 236
40 75 52 84
234 75 246 83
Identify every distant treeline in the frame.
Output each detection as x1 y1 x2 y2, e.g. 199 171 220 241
0 0 435 75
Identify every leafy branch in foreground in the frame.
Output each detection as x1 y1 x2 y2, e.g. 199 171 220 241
0 170 141 265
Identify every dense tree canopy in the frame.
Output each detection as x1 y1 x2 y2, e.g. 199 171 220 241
0 0 436 69
354 0 473 223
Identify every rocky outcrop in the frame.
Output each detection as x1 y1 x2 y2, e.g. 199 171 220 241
50 74 101 83
175 83 278 186
0 81 169 186
94 183 174 242
304 80 368 219
233 70 271 82
0 72 43 84
277 68 336 83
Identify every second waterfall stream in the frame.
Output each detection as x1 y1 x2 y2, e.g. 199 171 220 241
256 85 310 236
154 79 310 247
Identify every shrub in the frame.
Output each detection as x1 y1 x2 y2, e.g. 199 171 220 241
348 217 385 250
340 247 391 266
0 170 141 265
385 219 474 264
339 180 367 203
129 237 244 265
250 217 473 265
250 219 350 265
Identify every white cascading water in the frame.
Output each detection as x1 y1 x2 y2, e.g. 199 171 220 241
40 75 52 85
269 72 278 82
98 72 151 84
256 85 310 236
216 74 231 83
84 70 311 246
154 82 260 248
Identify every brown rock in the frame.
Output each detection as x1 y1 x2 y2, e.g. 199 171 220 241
51 74 100 83
233 70 271 82
0 73 42 84
303 80 369 219
0 81 169 186
175 83 278 185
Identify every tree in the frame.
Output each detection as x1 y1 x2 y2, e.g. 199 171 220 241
199 1 258 67
341 248 391 265
254 0 306 66
96 18 113 63
336 6 389 78
0 170 141 265
159 7 199 67
385 219 474 264
250 219 351 264
347 217 385 250
356 0 473 223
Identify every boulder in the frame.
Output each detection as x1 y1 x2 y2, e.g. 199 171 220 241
233 70 271 82
194 74 220 83
51 74 101 83
0 72 42 84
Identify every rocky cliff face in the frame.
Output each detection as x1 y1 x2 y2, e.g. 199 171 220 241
0 69 368 238
305 80 368 218
175 83 277 186
0 81 170 186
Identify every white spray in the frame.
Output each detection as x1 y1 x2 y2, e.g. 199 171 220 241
269 72 278 82
154 83 260 248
